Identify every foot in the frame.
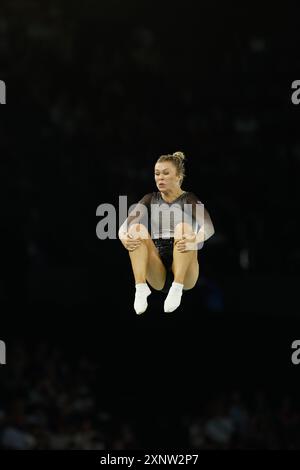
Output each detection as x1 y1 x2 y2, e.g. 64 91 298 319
134 283 151 315
164 282 184 312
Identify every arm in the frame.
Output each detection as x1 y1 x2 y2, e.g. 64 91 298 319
175 193 214 252
186 192 214 243
118 193 152 248
194 206 215 244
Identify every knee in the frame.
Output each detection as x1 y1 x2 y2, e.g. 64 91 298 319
128 223 150 240
174 222 194 240
183 281 196 291
149 281 165 291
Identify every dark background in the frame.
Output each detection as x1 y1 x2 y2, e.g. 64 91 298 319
0 0 300 450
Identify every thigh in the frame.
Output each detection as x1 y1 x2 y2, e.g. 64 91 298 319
145 238 167 291
183 256 199 290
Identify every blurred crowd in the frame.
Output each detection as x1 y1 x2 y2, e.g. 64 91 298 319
0 341 136 450
1 341 300 450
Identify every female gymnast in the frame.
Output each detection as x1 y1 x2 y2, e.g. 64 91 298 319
118 152 215 314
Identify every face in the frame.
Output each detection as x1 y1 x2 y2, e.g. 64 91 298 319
154 161 181 192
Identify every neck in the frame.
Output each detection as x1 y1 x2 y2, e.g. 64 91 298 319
160 187 184 202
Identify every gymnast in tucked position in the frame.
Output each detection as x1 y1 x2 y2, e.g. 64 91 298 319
118 152 215 314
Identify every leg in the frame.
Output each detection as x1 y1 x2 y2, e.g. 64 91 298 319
127 223 148 284
164 223 199 313
182 257 199 290
172 222 199 288
127 224 166 290
146 249 167 291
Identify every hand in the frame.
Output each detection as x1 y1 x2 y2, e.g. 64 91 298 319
122 233 142 252
175 233 197 253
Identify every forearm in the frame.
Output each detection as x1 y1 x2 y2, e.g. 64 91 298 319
191 203 215 244
118 223 128 245
119 235 127 247
195 222 215 243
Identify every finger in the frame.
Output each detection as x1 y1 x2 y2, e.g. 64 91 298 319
177 241 186 248
129 245 138 250
129 245 138 251
177 242 185 248
177 245 185 252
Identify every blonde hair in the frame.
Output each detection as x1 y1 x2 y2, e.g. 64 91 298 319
156 151 186 185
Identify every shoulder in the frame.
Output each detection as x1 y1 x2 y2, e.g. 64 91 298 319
138 192 155 206
184 191 202 204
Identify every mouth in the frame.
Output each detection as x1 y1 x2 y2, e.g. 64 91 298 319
158 183 165 187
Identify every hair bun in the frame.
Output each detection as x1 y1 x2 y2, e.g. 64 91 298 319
172 151 185 161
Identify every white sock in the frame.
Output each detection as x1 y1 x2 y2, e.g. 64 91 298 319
134 283 151 315
164 282 184 313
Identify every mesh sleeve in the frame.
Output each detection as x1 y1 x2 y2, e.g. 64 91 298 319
119 193 152 235
185 192 205 232
185 192 214 244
